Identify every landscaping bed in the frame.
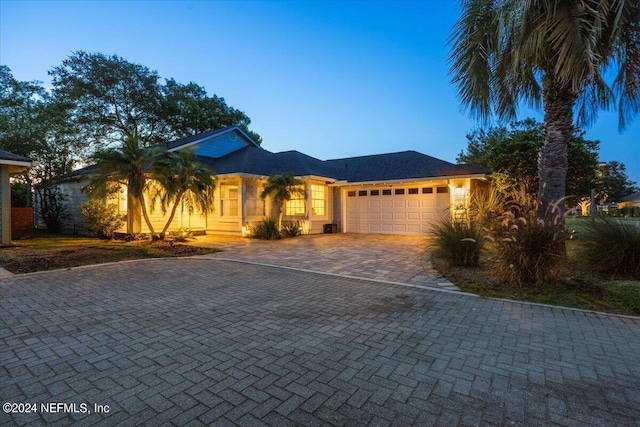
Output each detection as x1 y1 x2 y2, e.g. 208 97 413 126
0 233 220 274
433 249 640 316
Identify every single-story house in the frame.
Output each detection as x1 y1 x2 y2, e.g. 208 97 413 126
59 126 490 236
619 191 640 209
0 150 36 244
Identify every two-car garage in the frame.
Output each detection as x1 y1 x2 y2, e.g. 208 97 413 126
343 184 451 235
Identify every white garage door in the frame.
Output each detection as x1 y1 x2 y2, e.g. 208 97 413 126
345 185 450 235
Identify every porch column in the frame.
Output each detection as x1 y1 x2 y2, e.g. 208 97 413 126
1 165 11 244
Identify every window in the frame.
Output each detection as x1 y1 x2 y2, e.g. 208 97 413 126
311 184 325 216
221 185 239 216
347 191 356 197
436 187 449 194
422 187 433 194
382 189 392 195
245 182 265 216
370 189 380 196
395 188 405 195
408 188 419 195
285 186 306 215
358 190 367 196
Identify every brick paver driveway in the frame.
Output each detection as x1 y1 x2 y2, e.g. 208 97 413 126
190 234 458 290
2 257 640 426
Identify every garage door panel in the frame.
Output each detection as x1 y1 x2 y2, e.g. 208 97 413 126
381 224 394 232
345 186 443 235
394 224 407 232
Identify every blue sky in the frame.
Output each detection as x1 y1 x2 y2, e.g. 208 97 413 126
1 0 638 184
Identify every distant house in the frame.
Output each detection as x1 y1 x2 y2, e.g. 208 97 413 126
619 191 640 209
0 150 35 244
60 126 490 236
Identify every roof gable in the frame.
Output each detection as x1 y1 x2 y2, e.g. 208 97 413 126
165 126 261 158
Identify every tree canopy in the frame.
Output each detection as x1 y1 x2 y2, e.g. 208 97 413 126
594 161 638 204
50 51 262 148
457 119 599 206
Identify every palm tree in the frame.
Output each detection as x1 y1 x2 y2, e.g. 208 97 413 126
84 135 161 236
149 149 216 236
260 172 307 230
449 0 640 217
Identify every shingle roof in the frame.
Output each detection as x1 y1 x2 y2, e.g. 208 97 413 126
325 150 490 182
622 191 640 203
197 146 337 178
0 149 33 163
199 148 489 182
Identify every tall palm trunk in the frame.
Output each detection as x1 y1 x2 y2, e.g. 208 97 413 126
128 175 156 236
278 201 284 230
537 76 576 219
161 191 184 236
140 193 156 236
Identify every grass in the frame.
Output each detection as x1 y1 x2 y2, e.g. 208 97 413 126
0 230 220 274
433 238 640 316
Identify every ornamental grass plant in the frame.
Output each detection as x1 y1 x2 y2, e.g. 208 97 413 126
487 194 567 287
430 218 485 267
578 216 640 278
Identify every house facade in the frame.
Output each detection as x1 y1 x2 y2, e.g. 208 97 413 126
619 191 640 209
60 126 490 236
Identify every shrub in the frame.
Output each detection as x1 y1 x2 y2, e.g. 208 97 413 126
430 219 484 267
166 228 195 242
488 197 566 287
80 199 126 239
578 216 640 278
249 218 281 240
281 221 302 238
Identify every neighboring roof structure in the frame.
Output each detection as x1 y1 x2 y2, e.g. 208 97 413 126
622 191 640 203
0 149 36 173
0 149 33 164
326 150 490 183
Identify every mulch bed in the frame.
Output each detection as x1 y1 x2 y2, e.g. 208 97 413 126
0 241 217 274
